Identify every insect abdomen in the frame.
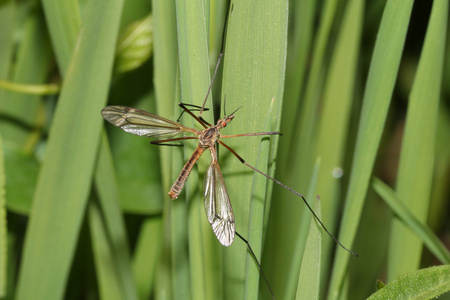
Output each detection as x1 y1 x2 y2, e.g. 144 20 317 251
168 146 205 199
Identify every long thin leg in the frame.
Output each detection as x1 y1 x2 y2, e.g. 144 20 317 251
218 140 359 257
150 136 198 145
176 104 209 122
178 103 211 128
220 131 281 138
235 231 275 300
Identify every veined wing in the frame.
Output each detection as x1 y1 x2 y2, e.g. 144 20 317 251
203 156 235 246
101 105 197 138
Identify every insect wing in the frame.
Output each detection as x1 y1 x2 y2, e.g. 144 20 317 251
203 160 235 246
101 105 195 138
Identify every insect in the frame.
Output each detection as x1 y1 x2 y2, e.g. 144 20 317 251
101 103 357 255
102 103 280 246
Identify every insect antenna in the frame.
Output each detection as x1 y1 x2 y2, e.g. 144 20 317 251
235 231 275 300
198 2 233 119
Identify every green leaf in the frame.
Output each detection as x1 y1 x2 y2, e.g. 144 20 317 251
296 197 322 300
372 177 450 264
387 0 448 279
367 265 450 300
3 144 39 214
16 0 124 299
327 1 414 298
220 1 287 299
0 134 6 297
92 133 137 299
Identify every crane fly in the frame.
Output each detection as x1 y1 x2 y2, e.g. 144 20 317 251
101 101 359 256
101 103 280 246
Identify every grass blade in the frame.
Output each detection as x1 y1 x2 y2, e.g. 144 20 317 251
373 177 450 264
92 133 137 299
327 1 414 299
16 0 124 298
221 1 287 299
387 0 448 279
0 134 6 297
296 198 322 300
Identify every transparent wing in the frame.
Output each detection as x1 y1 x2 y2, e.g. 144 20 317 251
203 159 235 246
101 105 197 138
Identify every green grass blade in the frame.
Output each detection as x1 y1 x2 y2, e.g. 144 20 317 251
296 198 322 300
0 134 6 297
387 0 448 279
151 0 178 298
279 0 315 161
327 1 414 299
367 265 450 300
245 98 280 299
291 0 340 188
267 0 338 295
132 217 162 299
88 201 123 300
221 1 287 299
174 1 212 299
0 5 51 147
16 0 124 298
41 0 81 74
373 177 450 264
0 0 14 79
287 158 320 299
92 133 138 299
312 0 363 285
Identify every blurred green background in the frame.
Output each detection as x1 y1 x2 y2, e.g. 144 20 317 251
0 0 449 299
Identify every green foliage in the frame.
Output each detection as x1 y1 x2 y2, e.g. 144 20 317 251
0 0 449 299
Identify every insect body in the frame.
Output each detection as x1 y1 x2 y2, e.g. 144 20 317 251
101 104 273 246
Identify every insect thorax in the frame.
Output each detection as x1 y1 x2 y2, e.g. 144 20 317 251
198 127 219 149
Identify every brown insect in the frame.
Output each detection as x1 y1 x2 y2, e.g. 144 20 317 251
101 103 280 246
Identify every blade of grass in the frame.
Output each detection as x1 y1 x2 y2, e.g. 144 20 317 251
286 158 321 299
313 0 364 280
0 0 14 79
387 0 447 280
132 216 162 299
220 1 287 299
290 0 341 188
16 0 124 298
92 133 137 299
41 0 81 74
0 134 5 297
0 5 51 148
327 1 414 299
278 0 315 160
296 198 322 300
373 177 450 264
245 98 280 299
151 0 178 298
89 200 125 300
268 0 337 295
174 1 212 299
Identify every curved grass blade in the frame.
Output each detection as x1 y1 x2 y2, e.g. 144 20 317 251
372 177 450 264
